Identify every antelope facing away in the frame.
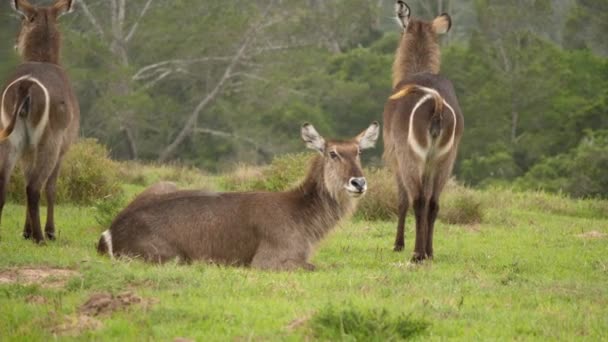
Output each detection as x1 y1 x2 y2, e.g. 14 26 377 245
0 0 80 243
383 1 464 262
98 123 380 271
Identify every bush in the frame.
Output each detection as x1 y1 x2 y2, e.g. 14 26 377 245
93 193 127 227
258 152 312 191
439 182 484 225
460 150 523 187
8 139 123 205
355 168 397 221
516 130 608 198
220 164 267 192
117 162 217 190
221 153 312 192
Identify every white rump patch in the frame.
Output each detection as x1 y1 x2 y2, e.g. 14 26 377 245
405 86 457 159
102 230 114 259
435 100 457 157
408 94 433 159
0 75 50 146
1 75 31 128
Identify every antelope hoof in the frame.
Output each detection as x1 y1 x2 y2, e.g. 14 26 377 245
46 231 56 241
23 231 32 240
410 252 427 263
393 244 405 252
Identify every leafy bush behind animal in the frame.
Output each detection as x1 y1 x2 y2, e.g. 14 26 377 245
7 139 123 205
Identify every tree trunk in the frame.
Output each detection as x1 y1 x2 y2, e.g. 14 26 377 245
121 126 138 160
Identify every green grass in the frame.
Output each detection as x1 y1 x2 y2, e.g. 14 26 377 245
0 177 607 340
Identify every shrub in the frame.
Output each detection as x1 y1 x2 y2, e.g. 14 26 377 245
515 130 608 199
221 153 312 192
439 182 484 225
355 168 397 221
259 152 312 191
117 162 217 190
7 139 123 205
310 304 429 341
220 164 267 192
93 193 127 227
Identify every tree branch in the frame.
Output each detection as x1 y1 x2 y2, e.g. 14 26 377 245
126 0 154 42
194 128 273 158
132 57 235 81
77 0 105 38
158 3 276 162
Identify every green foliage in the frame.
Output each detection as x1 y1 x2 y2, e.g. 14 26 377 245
460 150 523 187
355 168 397 221
310 304 429 341
1 0 607 195
516 130 608 198
93 193 127 228
7 139 123 205
439 183 484 225
221 153 312 192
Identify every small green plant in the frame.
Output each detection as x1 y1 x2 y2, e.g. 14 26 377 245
310 304 429 341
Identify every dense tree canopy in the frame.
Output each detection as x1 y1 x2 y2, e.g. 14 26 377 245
0 0 606 197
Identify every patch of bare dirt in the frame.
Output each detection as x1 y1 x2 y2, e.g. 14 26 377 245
52 291 154 337
285 313 313 332
79 291 153 316
174 338 195 342
52 315 103 337
0 267 79 288
577 230 607 239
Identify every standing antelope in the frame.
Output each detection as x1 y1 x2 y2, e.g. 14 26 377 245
98 123 379 270
0 0 79 243
383 1 464 262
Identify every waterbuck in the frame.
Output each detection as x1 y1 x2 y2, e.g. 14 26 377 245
98 123 380 270
383 1 464 262
0 0 80 243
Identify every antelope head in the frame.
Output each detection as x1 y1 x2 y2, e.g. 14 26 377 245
301 122 380 199
11 0 75 63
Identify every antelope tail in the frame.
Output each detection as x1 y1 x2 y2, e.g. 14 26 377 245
0 80 33 141
390 84 444 138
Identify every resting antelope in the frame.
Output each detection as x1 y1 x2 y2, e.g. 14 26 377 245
98 123 379 270
383 1 464 262
0 0 79 243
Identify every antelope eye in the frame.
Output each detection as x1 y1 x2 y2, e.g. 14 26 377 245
329 151 339 159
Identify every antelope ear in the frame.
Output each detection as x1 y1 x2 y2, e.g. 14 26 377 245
301 123 325 153
12 0 36 19
356 122 380 150
53 0 75 17
395 1 411 30
432 13 452 34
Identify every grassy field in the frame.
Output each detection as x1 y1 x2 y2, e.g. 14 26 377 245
0 165 607 341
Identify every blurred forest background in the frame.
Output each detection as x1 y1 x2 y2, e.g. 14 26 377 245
0 0 607 198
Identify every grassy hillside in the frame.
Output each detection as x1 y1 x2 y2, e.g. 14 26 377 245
0 161 607 341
